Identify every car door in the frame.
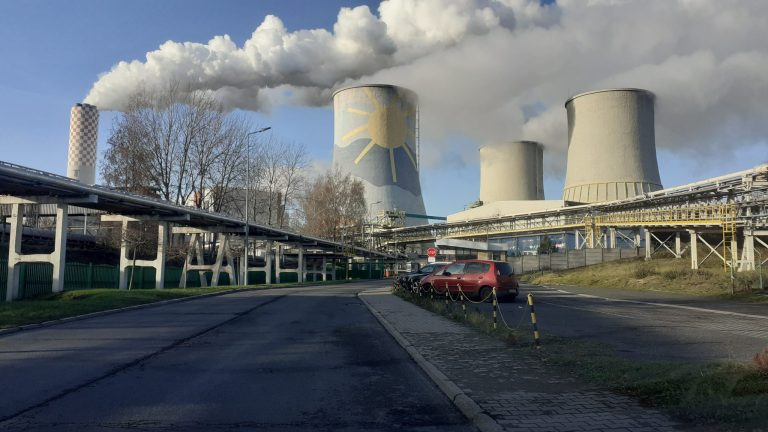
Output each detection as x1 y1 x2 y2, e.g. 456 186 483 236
436 262 464 293
457 262 485 294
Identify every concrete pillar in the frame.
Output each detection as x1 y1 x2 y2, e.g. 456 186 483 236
298 247 305 283
608 228 617 249
5 203 23 302
644 229 651 260
265 241 273 284
574 230 582 250
154 222 167 289
210 233 228 287
634 230 641 248
688 229 699 270
51 203 69 293
674 232 682 259
321 256 327 281
118 219 130 290
275 244 282 283
740 230 755 271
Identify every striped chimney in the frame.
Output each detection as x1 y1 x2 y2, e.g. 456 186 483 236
66 103 99 184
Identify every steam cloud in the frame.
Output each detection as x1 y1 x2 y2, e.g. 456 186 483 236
86 0 768 177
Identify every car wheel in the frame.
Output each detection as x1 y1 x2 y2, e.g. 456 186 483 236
479 286 493 302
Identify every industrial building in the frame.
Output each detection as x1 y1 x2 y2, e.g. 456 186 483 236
562 88 663 202
376 88 768 274
66 103 99 185
332 84 427 226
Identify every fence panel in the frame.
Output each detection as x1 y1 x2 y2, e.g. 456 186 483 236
567 250 585 269
0 260 7 301
603 249 622 262
550 253 568 271
20 263 53 299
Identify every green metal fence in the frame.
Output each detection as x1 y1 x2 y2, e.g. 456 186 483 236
0 258 385 300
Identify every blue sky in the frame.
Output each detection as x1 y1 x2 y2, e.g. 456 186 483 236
1 0 765 218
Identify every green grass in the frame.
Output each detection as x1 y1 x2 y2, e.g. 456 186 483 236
0 278 364 329
521 257 768 300
394 285 768 430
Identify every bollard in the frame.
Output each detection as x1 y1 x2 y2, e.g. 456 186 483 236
461 289 467 319
492 287 498 330
445 289 449 308
527 293 541 348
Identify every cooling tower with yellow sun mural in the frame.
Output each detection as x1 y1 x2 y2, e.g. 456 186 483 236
332 85 427 226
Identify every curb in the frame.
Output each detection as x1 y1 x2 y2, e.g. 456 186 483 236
0 280 361 339
358 291 504 432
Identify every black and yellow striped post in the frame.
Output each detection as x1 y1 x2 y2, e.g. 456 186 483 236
492 287 498 330
461 287 467 319
527 293 541 348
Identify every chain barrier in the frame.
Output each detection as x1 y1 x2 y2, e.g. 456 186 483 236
404 277 540 347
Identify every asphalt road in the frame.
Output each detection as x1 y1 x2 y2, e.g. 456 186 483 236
488 284 768 363
0 282 473 432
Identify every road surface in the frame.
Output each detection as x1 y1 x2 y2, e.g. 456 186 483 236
0 282 473 432
491 284 768 362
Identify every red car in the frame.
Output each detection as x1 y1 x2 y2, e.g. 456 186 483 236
420 260 519 301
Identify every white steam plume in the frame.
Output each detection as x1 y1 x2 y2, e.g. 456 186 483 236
86 0 768 180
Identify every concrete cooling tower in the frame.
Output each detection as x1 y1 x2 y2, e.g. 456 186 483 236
480 141 544 203
562 89 662 203
332 85 427 226
66 103 99 185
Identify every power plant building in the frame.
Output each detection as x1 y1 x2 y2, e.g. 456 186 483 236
332 85 427 226
66 103 99 185
480 141 544 203
562 88 662 203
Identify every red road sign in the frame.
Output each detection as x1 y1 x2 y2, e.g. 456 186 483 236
427 247 438 257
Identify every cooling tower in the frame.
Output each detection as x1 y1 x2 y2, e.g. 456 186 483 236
66 103 99 185
480 141 544 203
332 85 427 226
562 88 662 203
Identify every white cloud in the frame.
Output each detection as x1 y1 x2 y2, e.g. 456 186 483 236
86 0 768 180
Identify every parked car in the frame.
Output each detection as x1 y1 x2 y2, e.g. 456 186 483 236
420 260 519 301
404 262 451 291
396 262 451 290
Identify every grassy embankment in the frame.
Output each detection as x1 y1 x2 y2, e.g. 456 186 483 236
393 286 768 430
521 256 768 300
0 279 359 329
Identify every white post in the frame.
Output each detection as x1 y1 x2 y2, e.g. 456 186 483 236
321 256 327 281
644 229 652 261
675 231 682 259
298 247 305 283
688 229 698 270
51 203 68 293
740 230 755 272
118 219 130 290
264 241 273 285
608 228 617 249
5 203 23 302
275 244 282 283
154 222 167 289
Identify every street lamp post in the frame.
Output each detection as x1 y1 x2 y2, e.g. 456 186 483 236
243 126 271 285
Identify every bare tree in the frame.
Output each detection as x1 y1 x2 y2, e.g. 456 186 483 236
297 167 367 242
101 82 251 209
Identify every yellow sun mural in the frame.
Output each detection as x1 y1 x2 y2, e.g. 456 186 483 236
340 88 417 183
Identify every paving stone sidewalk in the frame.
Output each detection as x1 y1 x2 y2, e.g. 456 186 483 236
360 287 685 432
